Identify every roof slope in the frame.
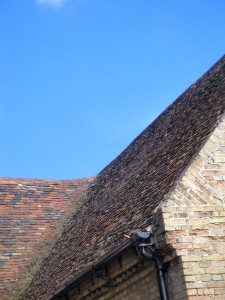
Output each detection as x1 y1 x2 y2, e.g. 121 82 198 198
22 55 225 299
0 178 91 294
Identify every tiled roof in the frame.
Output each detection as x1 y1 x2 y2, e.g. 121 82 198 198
20 55 225 299
0 177 92 295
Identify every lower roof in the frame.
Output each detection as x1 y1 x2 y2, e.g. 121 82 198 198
0 177 92 294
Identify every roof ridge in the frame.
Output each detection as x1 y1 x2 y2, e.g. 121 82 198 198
0 177 94 183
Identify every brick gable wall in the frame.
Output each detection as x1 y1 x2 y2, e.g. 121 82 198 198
157 114 225 299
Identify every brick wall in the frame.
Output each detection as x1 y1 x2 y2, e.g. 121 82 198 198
157 115 225 299
59 248 160 300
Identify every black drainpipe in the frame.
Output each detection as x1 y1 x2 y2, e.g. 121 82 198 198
134 231 169 300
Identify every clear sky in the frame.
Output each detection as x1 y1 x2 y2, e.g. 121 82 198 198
0 0 224 180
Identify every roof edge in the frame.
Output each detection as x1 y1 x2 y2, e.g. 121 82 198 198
45 239 133 300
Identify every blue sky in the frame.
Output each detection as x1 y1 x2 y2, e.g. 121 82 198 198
0 0 224 180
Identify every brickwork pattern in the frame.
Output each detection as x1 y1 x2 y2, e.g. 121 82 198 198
160 116 225 299
100 267 159 300
0 178 91 296
61 249 160 300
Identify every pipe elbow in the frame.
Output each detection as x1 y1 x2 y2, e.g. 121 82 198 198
138 246 154 260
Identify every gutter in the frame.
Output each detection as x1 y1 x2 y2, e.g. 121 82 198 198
45 239 133 300
46 233 168 300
